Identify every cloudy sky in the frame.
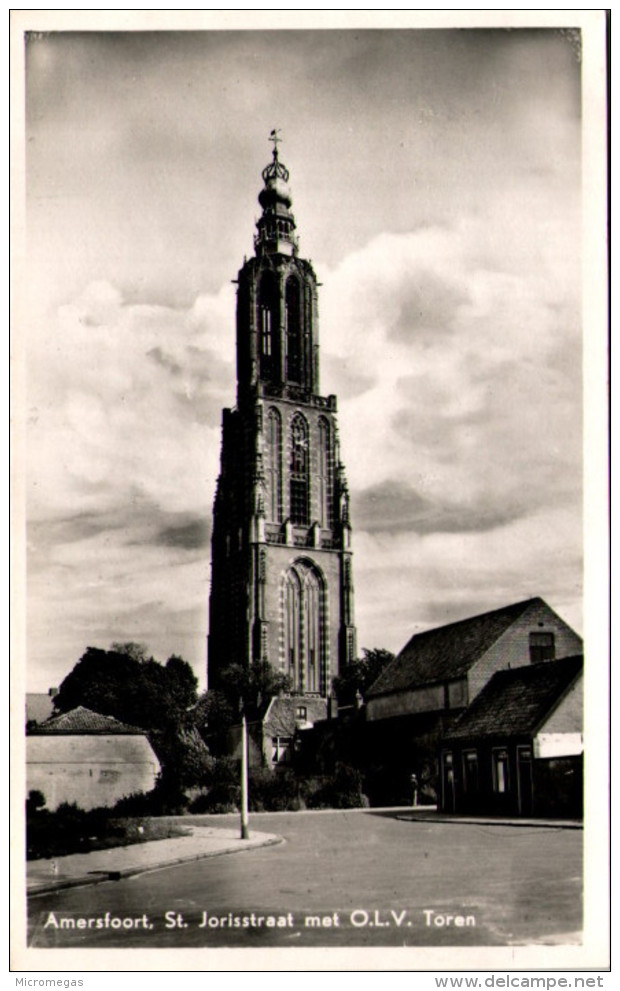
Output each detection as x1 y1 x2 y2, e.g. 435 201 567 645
23 24 586 692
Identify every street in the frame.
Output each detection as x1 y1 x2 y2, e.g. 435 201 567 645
28 810 583 948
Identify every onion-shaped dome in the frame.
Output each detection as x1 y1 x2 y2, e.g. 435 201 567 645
258 175 293 211
254 131 299 256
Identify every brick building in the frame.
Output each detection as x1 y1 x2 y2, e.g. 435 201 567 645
360 597 583 805
439 655 583 817
208 136 356 696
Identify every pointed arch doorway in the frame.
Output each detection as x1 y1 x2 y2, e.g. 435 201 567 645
282 559 326 694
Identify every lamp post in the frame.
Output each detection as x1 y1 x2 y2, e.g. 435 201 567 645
240 706 249 839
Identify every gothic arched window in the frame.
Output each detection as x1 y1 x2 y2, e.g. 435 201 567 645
265 408 282 522
318 417 332 527
259 273 278 381
285 276 302 384
284 568 301 690
282 560 325 693
290 414 309 525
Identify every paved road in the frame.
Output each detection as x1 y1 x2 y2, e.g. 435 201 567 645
28 810 582 949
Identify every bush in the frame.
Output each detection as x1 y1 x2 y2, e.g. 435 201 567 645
185 757 240 813
26 796 190 860
248 766 301 812
301 764 369 810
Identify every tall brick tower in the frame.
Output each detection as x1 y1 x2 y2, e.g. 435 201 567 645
207 134 356 696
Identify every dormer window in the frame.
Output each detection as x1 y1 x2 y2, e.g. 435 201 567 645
296 705 307 720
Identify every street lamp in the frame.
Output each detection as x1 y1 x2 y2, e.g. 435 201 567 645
240 703 250 839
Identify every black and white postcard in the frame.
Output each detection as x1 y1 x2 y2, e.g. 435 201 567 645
11 9 609 975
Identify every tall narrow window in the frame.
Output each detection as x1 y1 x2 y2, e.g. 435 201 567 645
282 560 325 693
529 632 555 664
290 414 309 525
318 418 332 527
284 569 301 690
305 570 320 692
462 750 479 794
265 408 282 522
286 277 302 384
261 307 272 355
259 274 278 382
492 749 510 794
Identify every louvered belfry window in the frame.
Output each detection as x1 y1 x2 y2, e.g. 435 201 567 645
286 277 302 384
290 414 309 525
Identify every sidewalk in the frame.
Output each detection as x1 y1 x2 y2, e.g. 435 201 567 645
395 807 583 829
27 825 282 897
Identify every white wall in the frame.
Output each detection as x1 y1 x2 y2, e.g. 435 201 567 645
27 734 160 811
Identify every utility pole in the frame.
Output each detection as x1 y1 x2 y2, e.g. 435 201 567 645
240 708 249 839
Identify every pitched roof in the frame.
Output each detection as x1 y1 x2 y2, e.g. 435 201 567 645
443 655 583 741
28 705 145 736
367 597 543 697
262 695 328 737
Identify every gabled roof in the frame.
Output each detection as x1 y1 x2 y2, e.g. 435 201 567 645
442 655 583 741
262 695 328 737
368 597 544 697
28 705 145 736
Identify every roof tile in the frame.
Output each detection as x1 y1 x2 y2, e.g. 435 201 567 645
443 655 583 740
29 705 145 736
368 598 542 697
263 695 328 737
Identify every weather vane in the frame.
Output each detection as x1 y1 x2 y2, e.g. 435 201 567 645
269 128 282 157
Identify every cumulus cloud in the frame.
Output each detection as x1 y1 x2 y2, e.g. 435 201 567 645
318 205 582 652
26 279 236 685
320 213 581 517
23 29 584 689
26 191 583 689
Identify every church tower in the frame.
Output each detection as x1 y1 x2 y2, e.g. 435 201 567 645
207 134 356 696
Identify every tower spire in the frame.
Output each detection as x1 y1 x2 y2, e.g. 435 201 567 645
255 129 297 257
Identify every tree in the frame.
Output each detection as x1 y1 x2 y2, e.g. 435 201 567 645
332 647 395 706
52 644 202 786
192 689 236 755
193 661 291 756
218 659 291 721
53 644 198 733
151 724 214 788
110 641 151 664
26 790 46 816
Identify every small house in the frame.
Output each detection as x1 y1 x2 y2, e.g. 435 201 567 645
438 655 583 818
27 706 161 811
229 694 328 768
361 597 582 804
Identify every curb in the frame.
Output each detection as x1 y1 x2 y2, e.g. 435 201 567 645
395 814 583 830
27 834 284 897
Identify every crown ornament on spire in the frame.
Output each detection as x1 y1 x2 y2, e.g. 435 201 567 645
262 128 290 183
